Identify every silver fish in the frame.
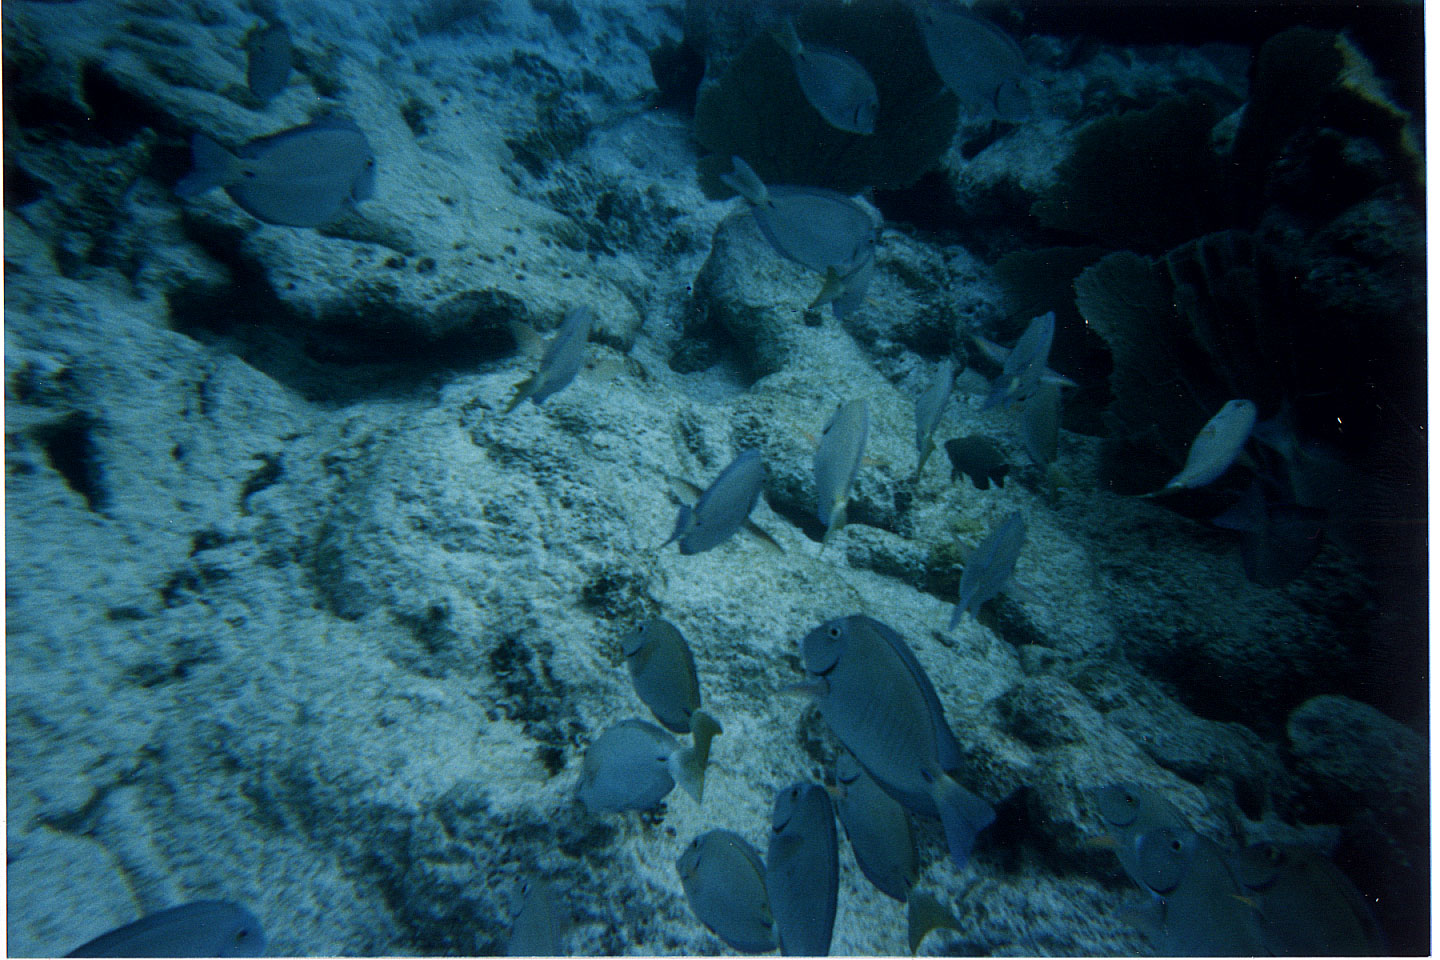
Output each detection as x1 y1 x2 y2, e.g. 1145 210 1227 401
814 399 869 539
677 830 777 954
504 306 593 413
916 6 1030 121
775 19 878 134
1145 399 1257 496
666 449 765 555
505 878 566 957
244 21 291 104
914 357 956 474
765 783 838 956
950 511 1025 626
175 117 375 228
65 901 264 958
722 157 877 282
623 619 701 733
981 312 1056 411
575 718 707 813
1021 380 1061 466
1230 842 1388 956
800 615 995 870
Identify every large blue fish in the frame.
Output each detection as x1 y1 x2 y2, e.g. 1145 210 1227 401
176 118 375 228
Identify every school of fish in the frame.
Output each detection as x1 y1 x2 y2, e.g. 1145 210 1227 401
138 1 1393 955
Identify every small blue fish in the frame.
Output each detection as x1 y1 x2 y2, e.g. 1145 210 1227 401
914 357 956 474
505 878 567 957
950 511 1025 626
244 21 291 105
916 6 1030 121
504 306 593 413
677 830 777 954
981 312 1058 411
814 399 870 539
765 783 838 956
66 901 264 957
1021 380 1061 466
800 615 995 870
623 619 702 733
1230 842 1388 956
575 718 708 812
722 157 878 317
666 449 766 555
775 19 879 134
176 118 375 228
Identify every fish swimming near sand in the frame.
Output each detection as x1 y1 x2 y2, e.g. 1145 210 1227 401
176 117 375 228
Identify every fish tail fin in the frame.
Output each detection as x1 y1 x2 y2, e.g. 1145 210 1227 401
809 267 845 310
907 890 961 954
669 741 711 804
947 602 967 630
771 17 802 56
661 504 693 549
932 774 995 870
689 709 722 770
720 155 768 206
175 134 238 197
502 376 536 414
916 439 935 475
822 503 847 543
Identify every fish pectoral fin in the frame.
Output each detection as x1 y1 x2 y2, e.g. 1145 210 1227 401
906 890 961 955
743 518 785 553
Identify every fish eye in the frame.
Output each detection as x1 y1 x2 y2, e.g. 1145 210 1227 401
828 626 841 639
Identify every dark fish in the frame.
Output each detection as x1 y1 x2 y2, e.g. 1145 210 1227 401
245 21 292 104
666 449 766 555
66 901 264 957
176 118 375 228
944 436 1010 490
